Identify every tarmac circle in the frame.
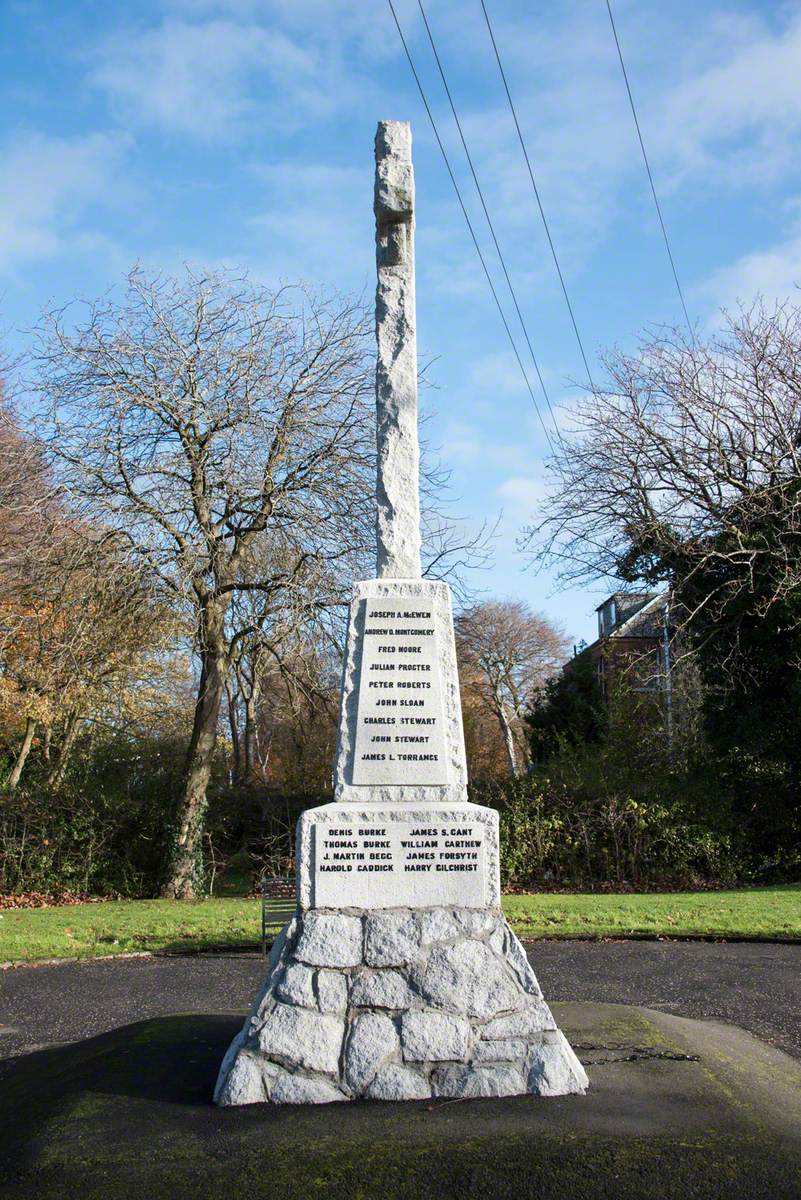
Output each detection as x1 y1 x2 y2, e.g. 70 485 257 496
0 1001 799 1200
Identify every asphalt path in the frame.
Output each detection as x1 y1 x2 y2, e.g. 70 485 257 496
4 1002 801 1200
2 936 799 1073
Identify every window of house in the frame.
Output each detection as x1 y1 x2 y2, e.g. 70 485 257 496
598 599 617 637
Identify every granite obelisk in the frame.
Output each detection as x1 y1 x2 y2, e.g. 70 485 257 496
374 119 421 580
214 122 588 1105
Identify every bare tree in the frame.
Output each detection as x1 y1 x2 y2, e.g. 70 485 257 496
221 542 346 792
224 565 315 785
525 303 801 645
252 634 340 794
34 267 376 897
455 599 568 777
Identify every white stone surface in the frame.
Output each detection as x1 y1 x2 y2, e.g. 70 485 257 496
344 1011 400 1094
364 910 419 966
374 120 421 581
527 1031 589 1096
294 911 363 968
276 962 316 1008
333 579 468 807
316 970 349 1014
298 803 500 910
365 1063 431 1101
489 924 543 997
267 1069 346 1105
432 1063 527 1099
352 597 448 786
257 1004 344 1076
216 1054 268 1105
401 1011 472 1062
213 114 588 1108
350 969 415 1009
421 940 522 1019
216 905 588 1106
419 908 462 943
249 918 295 1024
455 908 500 937
213 1032 262 1105
479 1004 555 1040
332 135 468 801
473 1039 528 1062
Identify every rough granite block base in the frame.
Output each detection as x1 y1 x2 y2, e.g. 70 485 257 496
214 906 588 1105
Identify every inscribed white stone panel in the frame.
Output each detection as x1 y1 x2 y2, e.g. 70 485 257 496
352 597 448 786
312 814 487 908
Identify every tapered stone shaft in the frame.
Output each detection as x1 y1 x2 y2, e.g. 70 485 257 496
374 120 422 580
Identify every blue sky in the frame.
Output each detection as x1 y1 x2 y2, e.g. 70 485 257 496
2 0 801 644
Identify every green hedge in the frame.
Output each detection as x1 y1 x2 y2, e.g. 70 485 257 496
0 732 182 896
474 774 744 889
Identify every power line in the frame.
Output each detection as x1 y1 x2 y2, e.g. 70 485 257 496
605 0 695 342
416 0 560 436
479 0 595 389
385 0 556 454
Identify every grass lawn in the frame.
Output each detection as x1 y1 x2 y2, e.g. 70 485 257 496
0 897 294 966
1 886 799 965
504 885 801 940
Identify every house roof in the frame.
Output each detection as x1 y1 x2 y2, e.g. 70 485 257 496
608 591 669 639
594 591 655 613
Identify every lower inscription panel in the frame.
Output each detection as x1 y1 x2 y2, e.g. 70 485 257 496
306 810 493 908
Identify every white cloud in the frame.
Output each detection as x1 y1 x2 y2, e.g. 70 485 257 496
657 10 801 188
0 132 126 274
442 421 482 465
702 218 801 313
168 0 403 60
89 18 328 139
469 350 528 397
497 474 550 518
441 417 535 475
73 0 801 313
246 161 372 288
409 2 801 285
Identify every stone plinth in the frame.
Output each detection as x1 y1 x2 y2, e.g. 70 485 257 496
296 804 500 910
214 906 588 1105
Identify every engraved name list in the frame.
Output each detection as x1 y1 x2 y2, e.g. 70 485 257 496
312 818 487 907
351 597 448 785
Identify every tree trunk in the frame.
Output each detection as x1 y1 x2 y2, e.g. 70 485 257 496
43 725 51 762
6 717 36 790
244 693 257 780
494 702 520 778
162 602 229 899
45 710 81 789
225 679 241 784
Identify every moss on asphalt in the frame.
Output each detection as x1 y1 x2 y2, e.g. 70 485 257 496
1 1004 800 1200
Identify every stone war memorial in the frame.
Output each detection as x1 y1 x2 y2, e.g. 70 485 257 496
214 121 588 1106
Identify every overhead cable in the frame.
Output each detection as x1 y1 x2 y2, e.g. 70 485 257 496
386 0 556 454
479 0 595 388
417 0 560 436
605 0 695 342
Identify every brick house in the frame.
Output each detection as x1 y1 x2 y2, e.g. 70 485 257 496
582 591 674 700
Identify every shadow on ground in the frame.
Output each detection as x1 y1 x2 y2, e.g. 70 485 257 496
1 1002 799 1200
